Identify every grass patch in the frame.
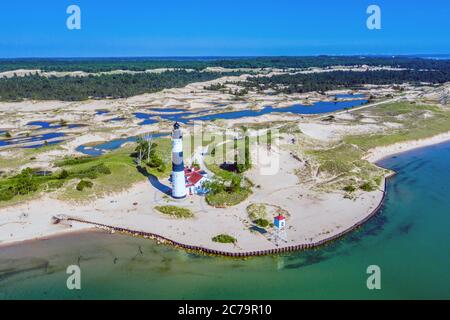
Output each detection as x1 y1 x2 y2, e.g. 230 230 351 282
346 102 450 151
343 185 356 193
302 142 386 191
247 203 267 220
212 234 237 244
206 188 252 207
76 180 93 191
57 146 146 201
154 205 194 218
360 181 377 192
254 218 270 228
140 138 172 179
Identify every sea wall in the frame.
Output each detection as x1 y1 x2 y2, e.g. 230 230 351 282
66 175 393 258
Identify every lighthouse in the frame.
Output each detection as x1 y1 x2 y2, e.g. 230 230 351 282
171 122 187 199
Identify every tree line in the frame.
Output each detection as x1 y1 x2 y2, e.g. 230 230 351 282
0 70 239 101
238 69 450 94
1 56 449 72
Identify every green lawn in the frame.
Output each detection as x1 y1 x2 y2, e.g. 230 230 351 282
57 146 146 201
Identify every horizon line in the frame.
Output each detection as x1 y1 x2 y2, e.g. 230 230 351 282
1 53 450 60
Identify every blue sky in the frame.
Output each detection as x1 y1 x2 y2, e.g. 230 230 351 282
0 0 449 57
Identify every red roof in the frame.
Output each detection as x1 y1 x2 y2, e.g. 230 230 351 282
187 171 204 185
275 214 285 221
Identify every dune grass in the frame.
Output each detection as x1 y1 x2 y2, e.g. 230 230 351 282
300 102 450 192
57 146 146 201
212 234 237 244
154 205 194 218
345 102 450 150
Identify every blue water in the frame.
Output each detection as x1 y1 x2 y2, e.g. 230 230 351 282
0 132 66 148
0 141 450 299
95 110 110 115
335 93 365 99
1 140 450 299
134 112 196 125
76 133 169 156
27 121 83 130
190 99 367 121
106 117 126 123
133 100 367 125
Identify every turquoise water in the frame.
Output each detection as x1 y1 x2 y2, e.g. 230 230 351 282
1 141 449 299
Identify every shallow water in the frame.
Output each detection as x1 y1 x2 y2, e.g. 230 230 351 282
27 121 82 130
334 93 365 99
134 100 367 125
1 141 449 299
76 132 169 156
189 100 367 121
0 132 66 148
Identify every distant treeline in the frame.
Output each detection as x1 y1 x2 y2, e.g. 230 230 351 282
0 70 238 101
1 56 450 72
239 69 450 94
1 56 450 101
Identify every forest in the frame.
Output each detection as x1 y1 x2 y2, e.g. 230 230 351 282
1 56 449 72
238 69 450 94
0 56 449 100
0 70 239 101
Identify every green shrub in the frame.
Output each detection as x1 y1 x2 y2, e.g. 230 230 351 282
12 168 39 195
212 234 237 244
254 218 270 228
76 180 93 191
343 185 356 193
206 188 251 207
56 156 95 166
155 205 194 218
58 169 69 179
0 188 15 201
360 182 376 192
72 163 111 179
247 203 267 220
47 180 65 189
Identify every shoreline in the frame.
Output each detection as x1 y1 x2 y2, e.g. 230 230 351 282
1 134 449 254
364 131 450 163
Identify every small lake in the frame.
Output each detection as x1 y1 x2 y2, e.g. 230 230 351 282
27 121 83 130
334 93 366 99
134 99 367 125
190 99 367 121
0 132 66 148
76 132 169 156
95 110 110 115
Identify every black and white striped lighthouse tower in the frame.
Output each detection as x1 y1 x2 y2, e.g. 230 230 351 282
171 122 187 199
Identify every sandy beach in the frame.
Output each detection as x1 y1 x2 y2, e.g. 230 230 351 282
0 134 437 252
